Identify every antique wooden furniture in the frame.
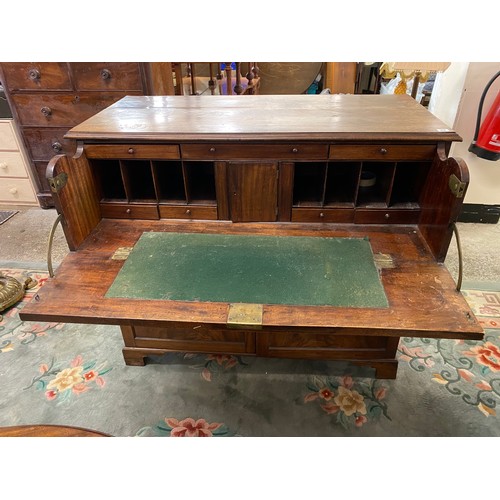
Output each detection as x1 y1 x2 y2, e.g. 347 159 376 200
0 63 156 208
0 118 37 206
19 94 484 379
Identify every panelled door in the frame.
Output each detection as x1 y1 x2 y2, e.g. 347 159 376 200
228 162 278 222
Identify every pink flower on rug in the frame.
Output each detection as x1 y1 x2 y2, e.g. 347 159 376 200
465 342 500 371
355 416 368 427
341 376 354 389
320 402 340 414
83 370 98 382
45 390 57 401
319 388 334 400
165 418 223 437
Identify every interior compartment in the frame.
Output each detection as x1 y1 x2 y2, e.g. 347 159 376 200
183 161 216 205
324 161 361 207
91 159 126 202
292 162 327 206
390 161 432 207
153 160 186 204
356 162 396 207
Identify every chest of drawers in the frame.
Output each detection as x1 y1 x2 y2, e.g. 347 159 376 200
20 94 484 379
0 63 152 208
0 119 37 206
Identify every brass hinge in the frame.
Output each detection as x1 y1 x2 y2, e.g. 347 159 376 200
449 174 466 198
48 172 68 193
226 303 263 329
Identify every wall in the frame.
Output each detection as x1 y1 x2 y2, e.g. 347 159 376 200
447 63 500 204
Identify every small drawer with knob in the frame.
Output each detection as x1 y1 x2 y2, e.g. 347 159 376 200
23 128 75 161
354 209 421 224
181 143 328 160
11 93 135 127
291 208 354 223
100 203 160 220
70 63 144 91
0 178 36 203
329 144 436 161
159 205 218 220
0 152 31 177
1 63 72 91
85 144 180 160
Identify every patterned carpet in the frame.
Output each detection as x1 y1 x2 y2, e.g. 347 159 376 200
1 264 500 437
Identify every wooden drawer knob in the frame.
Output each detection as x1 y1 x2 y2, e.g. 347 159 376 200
9 187 18 194
0 162 7 170
209 147 216 152
384 213 390 219
292 148 299 153
380 148 388 155
41 106 52 117
100 68 112 80
319 212 324 218
186 209 191 215
52 142 62 153
126 208 131 214
128 148 135 154
28 68 41 81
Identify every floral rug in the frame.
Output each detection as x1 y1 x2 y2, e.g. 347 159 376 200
1 264 500 437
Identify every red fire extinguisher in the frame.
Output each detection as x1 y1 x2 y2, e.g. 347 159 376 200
469 70 500 161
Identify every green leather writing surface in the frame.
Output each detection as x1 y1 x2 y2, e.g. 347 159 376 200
106 232 388 308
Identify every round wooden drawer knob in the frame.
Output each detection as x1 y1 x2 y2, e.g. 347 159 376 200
209 147 216 152
292 148 299 153
319 212 324 218
9 187 18 194
28 68 41 81
385 213 390 219
41 106 52 117
101 69 112 80
0 162 7 170
126 208 131 214
380 148 388 155
186 209 191 215
128 148 135 154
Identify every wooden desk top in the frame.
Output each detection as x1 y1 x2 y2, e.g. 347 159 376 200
65 94 461 143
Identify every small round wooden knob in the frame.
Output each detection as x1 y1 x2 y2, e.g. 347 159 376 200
28 68 41 81
41 106 52 117
52 142 62 152
101 68 112 80
186 209 191 215
0 162 7 169
319 212 324 218
128 148 135 154
380 148 388 155
209 147 216 152
126 208 131 214
292 148 298 153
384 213 390 219
9 187 18 194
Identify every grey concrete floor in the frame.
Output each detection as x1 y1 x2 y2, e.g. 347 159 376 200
0 206 499 285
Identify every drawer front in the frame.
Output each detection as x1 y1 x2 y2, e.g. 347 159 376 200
23 128 75 161
0 121 19 150
181 143 328 160
70 63 144 91
100 203 159 219
0 178 36 203
329 144 436 161
85 144 180 159
1 63 71 91
354 208 421 224
0 152 29 178
11 93 137 127
291 207 354 223
259 331 390 360
132 324 255 354
159 205 218 220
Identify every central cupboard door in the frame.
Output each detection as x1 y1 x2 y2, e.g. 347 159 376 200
228 162 278 222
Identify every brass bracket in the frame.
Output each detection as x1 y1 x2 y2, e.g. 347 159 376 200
227 303 263 329
449 174 466 198
48 172 68 194
374 253 395 270
111 247 134 260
